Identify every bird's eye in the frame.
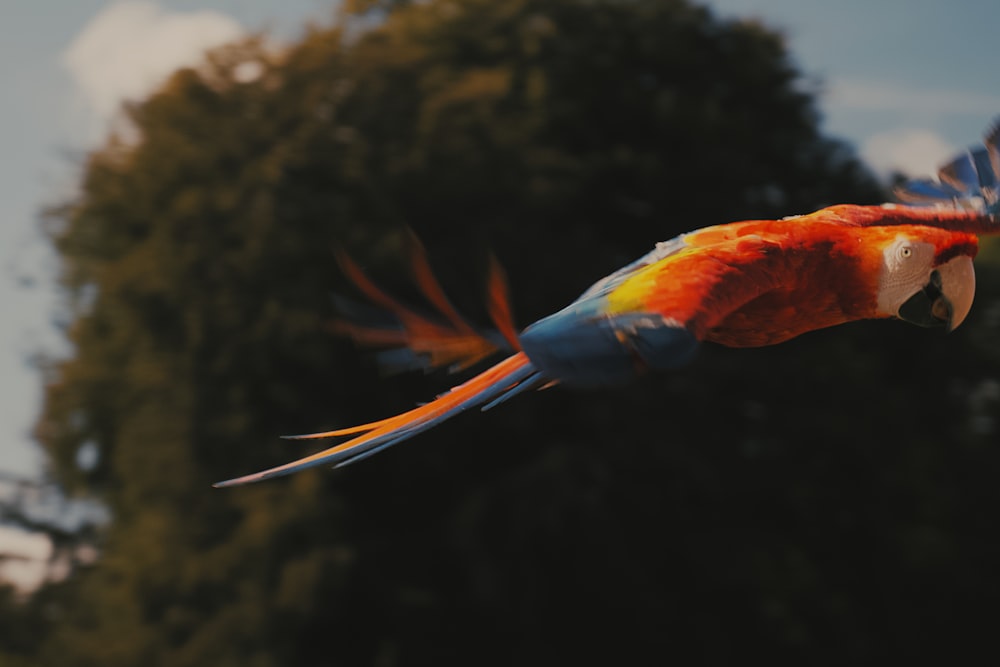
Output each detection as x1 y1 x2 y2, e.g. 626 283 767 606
899 245 913 259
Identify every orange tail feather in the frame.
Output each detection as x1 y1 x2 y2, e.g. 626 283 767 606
214 353 540 487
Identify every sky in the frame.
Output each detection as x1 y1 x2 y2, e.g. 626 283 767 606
706 0 1000 175
0 0 998 585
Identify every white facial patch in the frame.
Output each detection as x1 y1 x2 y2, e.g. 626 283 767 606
876 235 937 316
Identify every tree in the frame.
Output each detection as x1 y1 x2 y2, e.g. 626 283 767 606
29 0 1000 664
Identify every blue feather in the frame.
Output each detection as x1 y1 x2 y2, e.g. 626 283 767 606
970 147 997 191
520 308 698 387
896 117 1000 216
938 151 980 194
895 178 966 204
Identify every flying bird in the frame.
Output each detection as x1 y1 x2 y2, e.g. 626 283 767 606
215 120 1000 487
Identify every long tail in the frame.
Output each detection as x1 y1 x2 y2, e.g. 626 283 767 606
214 352 543 487
895 117 1000 217
215 242 535 487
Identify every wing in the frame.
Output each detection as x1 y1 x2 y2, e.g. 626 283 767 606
897 119 999 214
575 234 690 302
889 116 1000 233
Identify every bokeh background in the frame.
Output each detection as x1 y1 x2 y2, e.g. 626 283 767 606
3 1 1000 665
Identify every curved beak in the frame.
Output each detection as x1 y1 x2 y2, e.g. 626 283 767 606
898 256 976 332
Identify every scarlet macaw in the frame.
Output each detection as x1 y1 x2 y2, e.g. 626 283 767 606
215 120 1000 487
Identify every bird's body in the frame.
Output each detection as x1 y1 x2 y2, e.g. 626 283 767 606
519 204 980 386
215 121 999 487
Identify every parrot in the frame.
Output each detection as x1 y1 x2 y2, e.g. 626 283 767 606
214 119 1000 488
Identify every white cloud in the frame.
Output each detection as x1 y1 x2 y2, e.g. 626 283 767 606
861 128 957 177
828 79 1000 117
62 1 244 124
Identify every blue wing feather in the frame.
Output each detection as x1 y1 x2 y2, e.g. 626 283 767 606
516 234 698 387
970 147 997 191
520 308 698 387
896 117 1000 216
938 151 980 194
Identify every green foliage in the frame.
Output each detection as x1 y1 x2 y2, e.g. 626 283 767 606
22 0 1000 664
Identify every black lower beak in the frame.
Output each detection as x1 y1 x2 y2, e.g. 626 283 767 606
899 273 953 329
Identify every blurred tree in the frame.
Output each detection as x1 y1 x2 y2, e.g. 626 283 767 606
24 0 1000 665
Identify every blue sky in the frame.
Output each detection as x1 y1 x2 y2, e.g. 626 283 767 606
0 1 998 579
707 0 1000 172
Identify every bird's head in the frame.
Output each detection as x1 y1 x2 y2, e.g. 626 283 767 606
876 233 978 332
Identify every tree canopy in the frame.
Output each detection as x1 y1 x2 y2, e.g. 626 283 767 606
13 0 1000 664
